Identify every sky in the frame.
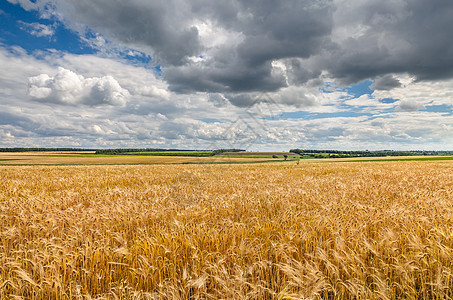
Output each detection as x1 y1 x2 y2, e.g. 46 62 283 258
1 0 453 151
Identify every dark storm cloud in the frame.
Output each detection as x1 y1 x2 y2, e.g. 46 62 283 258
20 0 453 106
49 0 334 95
284 58 323 86
231 1 333 66
327 0 453 85
371 75 401 91
224 94 257 108
163 0 334 93
54 0 201 66
164 60 287 93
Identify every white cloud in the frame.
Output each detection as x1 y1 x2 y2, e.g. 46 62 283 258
47 52 170 98
0 130 15 139
396 100 425 112
18 21 55 37
1 43 453 150
6 0 38 11
344 94 375 107
194 19 245 50
270 86 318 108
28 67 130 106
135 86 170 99
372 74 453 107
343 94 395 111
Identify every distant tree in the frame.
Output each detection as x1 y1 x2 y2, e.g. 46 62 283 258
211 149 245 156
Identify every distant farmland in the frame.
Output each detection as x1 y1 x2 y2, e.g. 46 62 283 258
217 151 300 159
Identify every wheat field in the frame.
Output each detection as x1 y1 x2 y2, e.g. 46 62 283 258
1 161 453 299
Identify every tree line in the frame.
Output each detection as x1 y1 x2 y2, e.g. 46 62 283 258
95 148 244 156
0 148 95 152
290 149 453 158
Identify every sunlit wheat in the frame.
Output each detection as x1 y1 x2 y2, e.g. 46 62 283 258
0 161 453 298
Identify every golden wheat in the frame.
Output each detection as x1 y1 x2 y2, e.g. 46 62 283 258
0 152 271 165
0 161 453 299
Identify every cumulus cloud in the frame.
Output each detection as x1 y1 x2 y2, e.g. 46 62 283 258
3 1 453 149
9 0 453 110
135 86 170 99
15 0 332 98
162 0 333 94
372 74 453 108
28 67 130 106
10 0 453 97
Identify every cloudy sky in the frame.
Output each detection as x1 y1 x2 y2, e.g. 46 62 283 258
1 0 453 150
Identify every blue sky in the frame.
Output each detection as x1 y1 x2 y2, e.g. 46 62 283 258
1 1 90 54
1 0 453 150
